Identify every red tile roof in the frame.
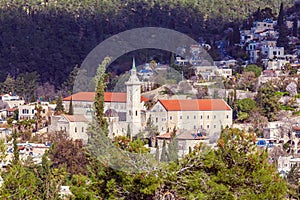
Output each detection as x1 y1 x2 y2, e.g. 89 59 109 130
294 127 300 131
63 114 89 122
158 99 231 111
8 107 18 112
63 92 149 103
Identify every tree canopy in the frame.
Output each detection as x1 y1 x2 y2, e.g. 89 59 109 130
0 0 294 89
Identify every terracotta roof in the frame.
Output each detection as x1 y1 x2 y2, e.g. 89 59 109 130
158 99 231 111
63 114 89 122
8 108 18 112
294 127 300 131
63 92 148 103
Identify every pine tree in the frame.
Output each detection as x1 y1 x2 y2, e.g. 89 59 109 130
0 163 38 199
68 96 74 115
3 74 15 94
255 82 280 121
36 152 64 199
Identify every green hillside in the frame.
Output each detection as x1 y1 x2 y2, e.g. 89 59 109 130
0 0 295 89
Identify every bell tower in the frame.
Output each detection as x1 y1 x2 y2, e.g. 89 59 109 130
125 57 141 138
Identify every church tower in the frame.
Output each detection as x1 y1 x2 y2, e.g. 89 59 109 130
125 58 141 138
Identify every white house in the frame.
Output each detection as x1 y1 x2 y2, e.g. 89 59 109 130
252 20 274 33
1 93 19 101
278 156 300 175
18 102 53 120
49 114 89 143
264 46 285 60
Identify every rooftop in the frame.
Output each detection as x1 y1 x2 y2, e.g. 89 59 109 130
157 130 208 140
63 114 89 122
158 99 231 111
63 92 149 103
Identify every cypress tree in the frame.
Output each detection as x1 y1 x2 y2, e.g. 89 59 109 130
68 97 74 115
155 145 160 162
94 56 111 136
12 129 19 164
277 2 284 27
55 93 64 114
168 127 178 161
293 17 298 37
160 140 168 162
277 25 289 51
170 52 175 66
127 124 131 139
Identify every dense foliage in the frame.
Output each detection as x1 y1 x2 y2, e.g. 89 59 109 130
0 128 288 199
0 0 294 89
256 82 280 121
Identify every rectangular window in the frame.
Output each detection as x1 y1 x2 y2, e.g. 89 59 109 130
156 118 158 123
170 116 173 120
180 116 182 119
187 116 189 119
194 116 196 119
226 115 229 119
75 127 77 133
207 115 209 119
194 125 196 129
207 125 210 129
200 115 202 119
214 125 216 128
32 109 34 114
214 115 216 119
82 127 84 132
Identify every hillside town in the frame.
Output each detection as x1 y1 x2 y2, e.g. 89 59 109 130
1 13 300 172
0 1 300 199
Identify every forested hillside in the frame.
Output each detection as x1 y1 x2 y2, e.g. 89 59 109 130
0 0 294 89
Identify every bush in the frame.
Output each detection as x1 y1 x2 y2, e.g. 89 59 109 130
275 91 290 97
280 105 295 111
293 110 300 115
245 64 262 78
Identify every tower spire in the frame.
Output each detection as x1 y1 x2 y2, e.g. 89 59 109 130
132 57 136 70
